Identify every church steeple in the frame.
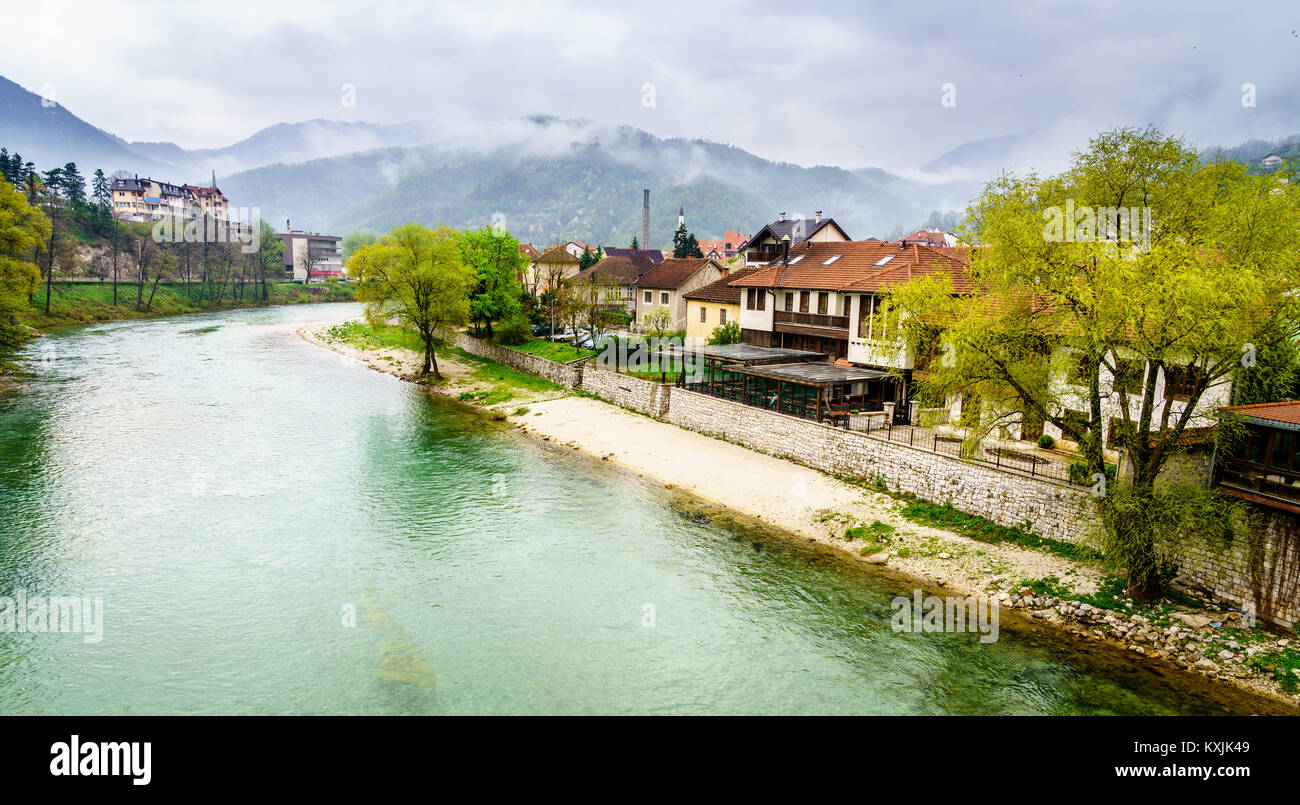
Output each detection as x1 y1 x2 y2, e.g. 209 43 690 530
678 203 684 228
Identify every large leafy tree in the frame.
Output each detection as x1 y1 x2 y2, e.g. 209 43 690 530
0 178 51 363
890 127 1300 600
458 226 524 339
349 223 473 379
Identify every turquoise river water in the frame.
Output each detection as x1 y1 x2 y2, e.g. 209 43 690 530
0 303 1286 714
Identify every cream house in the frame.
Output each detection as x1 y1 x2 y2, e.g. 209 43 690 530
632 258 726 333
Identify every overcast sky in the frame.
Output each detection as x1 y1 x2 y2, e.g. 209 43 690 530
4 0 1299 173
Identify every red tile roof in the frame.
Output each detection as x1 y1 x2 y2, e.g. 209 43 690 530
577 255 655 285
635 257 718 289
729 241 971 293
1219 401 1300 426
683 268 760 303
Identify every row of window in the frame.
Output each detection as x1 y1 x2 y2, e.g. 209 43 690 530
642 290 670 305
1068 355 1201 400
698 307 728 324
1231 426 1300 473
744 289 855 316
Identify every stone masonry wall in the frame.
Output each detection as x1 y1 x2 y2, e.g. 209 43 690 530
578 364 671 418
664 387 1099 543
446 331 583 388
446 330 1299 624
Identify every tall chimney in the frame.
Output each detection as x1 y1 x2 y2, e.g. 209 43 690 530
778 211 786 222
642 189 650 249
814 210 822 223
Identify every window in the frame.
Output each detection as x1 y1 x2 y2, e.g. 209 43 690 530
1112 358 1144 395
700 307 707 323
1271 431 1296 471
1163 363 1201 401
1068 353 1095 387
817 293 828 315
746 288 756 310
643 290 652 303
1061 409 1091 439
719 308 727 324
842 296 851 316
660 291 669 305
784 292 793 312
799 291 810 313
756 289 765 311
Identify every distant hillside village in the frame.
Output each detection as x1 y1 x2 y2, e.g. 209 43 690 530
107 174 343 282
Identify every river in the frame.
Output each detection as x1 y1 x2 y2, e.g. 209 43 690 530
0 304 1284 714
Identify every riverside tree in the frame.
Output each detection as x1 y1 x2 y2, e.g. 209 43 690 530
889 126 1300 601
459 225 524 339
0 178 50 364
349 223 472 379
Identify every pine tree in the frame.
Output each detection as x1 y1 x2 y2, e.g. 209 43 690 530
629 236 639 250
92 168 111 234
672 223 703 259
61 162 85 204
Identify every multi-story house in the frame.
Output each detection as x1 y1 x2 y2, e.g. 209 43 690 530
184 184 229 220
740 212 850 267
531 246 582 293
575 254 655 320
278 229 344 281
632 257 726 333
730 238 1232 441
683 267 758 342
110 175 197 222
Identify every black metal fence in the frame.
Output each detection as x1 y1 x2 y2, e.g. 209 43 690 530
683 381 1081 486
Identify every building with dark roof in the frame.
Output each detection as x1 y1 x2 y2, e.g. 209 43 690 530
740 212 850 267
631 257 726 332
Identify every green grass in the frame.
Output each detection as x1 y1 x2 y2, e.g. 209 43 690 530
21 280 354 332
323 320 424 353
449 347 562 405
505 338 593 363
896 498 1102 561
1245 646 1300 693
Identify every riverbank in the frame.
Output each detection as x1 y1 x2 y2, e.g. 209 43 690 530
0 281 357 388
300 319 1300 711
21 280 355 332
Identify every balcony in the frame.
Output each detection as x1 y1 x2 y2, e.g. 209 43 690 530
774 310 849 333
1216 457 1300 513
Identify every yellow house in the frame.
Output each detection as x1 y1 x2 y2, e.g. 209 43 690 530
683 267 758 343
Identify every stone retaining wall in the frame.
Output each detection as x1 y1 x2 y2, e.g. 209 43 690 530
578 365 671 418
446 331 583 388
447 329 1299 624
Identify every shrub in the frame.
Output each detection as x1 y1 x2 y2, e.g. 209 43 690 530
496 315 532 346
708 320 742 345
1037 434 1055 449
1067 461 1117 485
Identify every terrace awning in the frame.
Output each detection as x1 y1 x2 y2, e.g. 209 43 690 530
732 361 889 388
654 342 827 366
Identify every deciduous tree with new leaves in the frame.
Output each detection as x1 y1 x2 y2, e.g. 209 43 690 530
349 223 473 380
889 127 1300 600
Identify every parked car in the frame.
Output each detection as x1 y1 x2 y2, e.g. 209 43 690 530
571 333 597 349
548 328 576 342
